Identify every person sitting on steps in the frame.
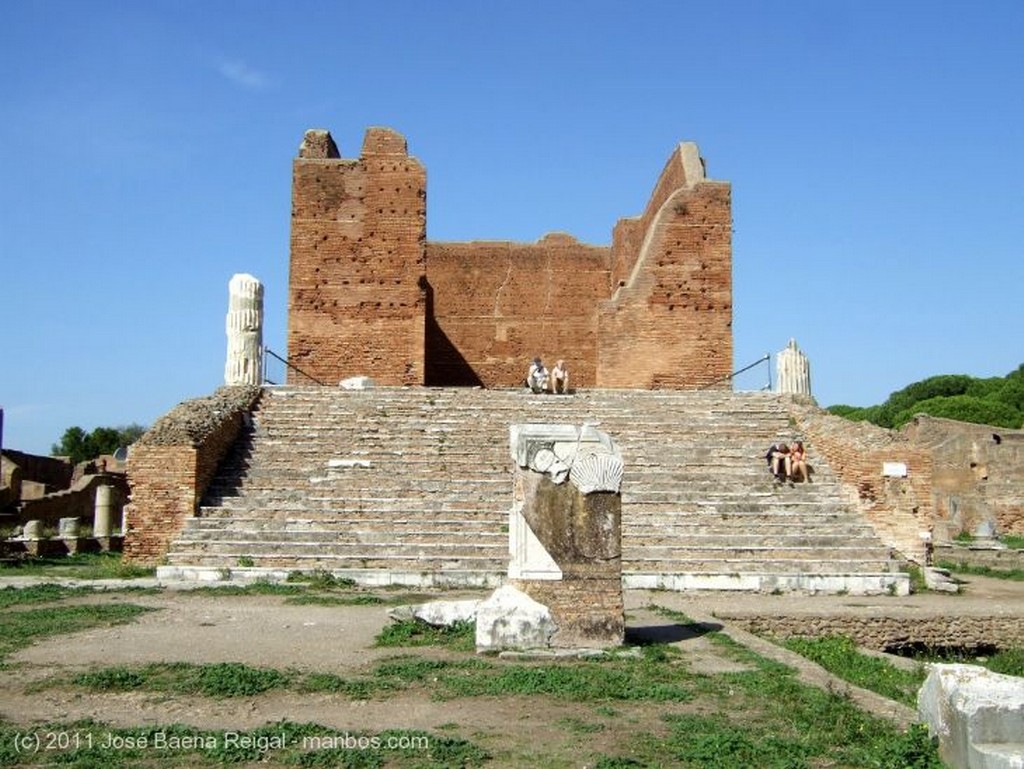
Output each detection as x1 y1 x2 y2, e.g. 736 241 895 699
789 440 811 483
550 359 569 394
526 357 549 394
765 442 790 483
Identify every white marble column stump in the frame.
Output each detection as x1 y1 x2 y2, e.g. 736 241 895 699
225 273 264 386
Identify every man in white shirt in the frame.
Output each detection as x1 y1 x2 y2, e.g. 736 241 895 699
527 358 548 393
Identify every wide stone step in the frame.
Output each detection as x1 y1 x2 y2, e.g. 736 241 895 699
163 386 893 594
622 558 894 574
166 552 506 571
176 528 507 544
168 539 505 558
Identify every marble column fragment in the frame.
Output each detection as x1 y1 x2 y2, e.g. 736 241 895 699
776 338 812 397
225 273 264 386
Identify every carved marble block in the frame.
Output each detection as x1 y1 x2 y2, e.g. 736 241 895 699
505 423 625 649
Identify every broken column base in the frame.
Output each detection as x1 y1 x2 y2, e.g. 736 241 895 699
473 582 624 653
510 574 624 650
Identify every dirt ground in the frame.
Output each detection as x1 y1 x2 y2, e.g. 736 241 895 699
1 575 1021 766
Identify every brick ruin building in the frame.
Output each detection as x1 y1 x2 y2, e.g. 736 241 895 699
287 127 733 389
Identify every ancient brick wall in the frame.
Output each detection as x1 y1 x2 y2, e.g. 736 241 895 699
1 449 74 493
287 128 733 390
123 386 260 564
287 128 427 385
721 612 1024 653
790 402 935 563
18 474 128 528
933 543 1024 570
598 144 733 389
424 235 611 387
899 415 1024 537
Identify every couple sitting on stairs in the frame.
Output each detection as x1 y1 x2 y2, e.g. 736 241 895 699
766 441 811 485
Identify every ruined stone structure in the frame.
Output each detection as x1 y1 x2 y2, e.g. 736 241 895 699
122 386 261 563
788 402 936 562
497 423 625 649
900 415 1024 539
775 338 812 397
224 273 264 386
287 127 732 389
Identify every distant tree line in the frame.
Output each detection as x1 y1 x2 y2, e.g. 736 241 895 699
51 424 147 465
828 364 1024 430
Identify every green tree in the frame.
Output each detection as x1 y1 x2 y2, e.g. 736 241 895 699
826 404 883 423
51 426 90 463
828 363 1024 431
876 374 975 428
892 395 1021 430
51 424 147 464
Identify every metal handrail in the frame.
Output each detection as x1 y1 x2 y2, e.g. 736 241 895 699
699 354 772 391
263 347 329 387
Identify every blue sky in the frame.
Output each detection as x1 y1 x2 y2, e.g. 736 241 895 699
2 0 1022 455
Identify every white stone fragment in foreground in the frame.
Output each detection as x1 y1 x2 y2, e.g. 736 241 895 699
918 663 1024 769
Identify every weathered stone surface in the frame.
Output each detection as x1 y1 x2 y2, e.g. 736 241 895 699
924 566 960 593
507 423 624 649
93 484 115 538
136 386 260 448
475 585 557 652
340 376 375 390
387 599 480 627
775 338 812 397
298 129 339 159
918 663 1024 769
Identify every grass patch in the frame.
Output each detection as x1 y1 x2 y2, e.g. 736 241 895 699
557 716 606 734
0 603 153 660
936 560 1024 581
285 593 386 606
181 581 307 597
0 551 155 579
917 646 1024 677
72 661 293 697
1001 534 1024 549
903 564 931 593
285 568 356 588
0 583 93 609
987 647 1024 677
434 653 692 703
781 635 925 706
592 650 941 769
375 619 476 652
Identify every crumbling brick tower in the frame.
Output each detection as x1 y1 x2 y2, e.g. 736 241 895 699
287 127 732 389
288 128 427 385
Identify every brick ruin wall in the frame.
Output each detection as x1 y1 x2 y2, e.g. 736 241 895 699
122 386 260 564
789 402 935 563
288 128 426 386
719 612 1024 653
287 128 732 389
425 236 611 387
599 176 732 388
899 415 1024 537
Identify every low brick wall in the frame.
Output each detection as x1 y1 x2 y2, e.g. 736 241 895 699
123 386 261 564
789 401 934 563
934 543 1024 571
720 613 1024 653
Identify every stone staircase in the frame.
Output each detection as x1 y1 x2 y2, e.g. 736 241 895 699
158 386 907 594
